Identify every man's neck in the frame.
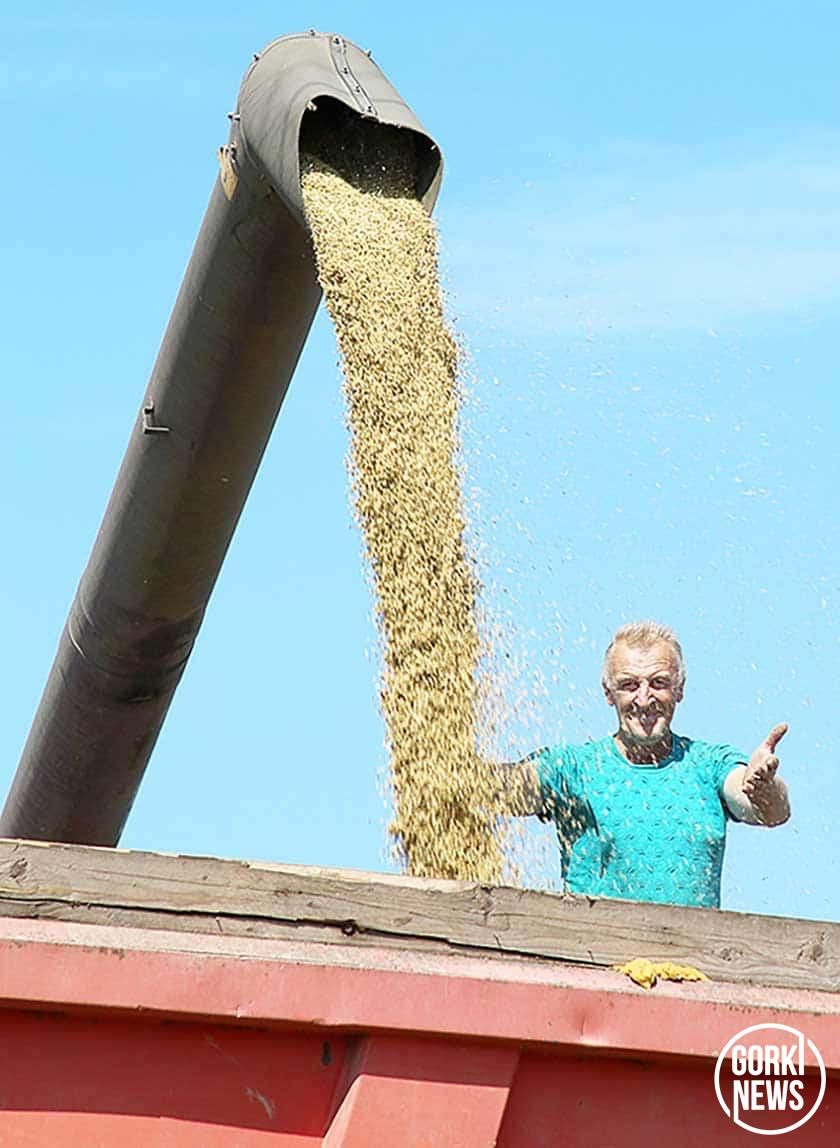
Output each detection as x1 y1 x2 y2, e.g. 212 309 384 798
614 730 673 764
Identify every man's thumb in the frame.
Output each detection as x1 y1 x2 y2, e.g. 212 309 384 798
765 722 789 753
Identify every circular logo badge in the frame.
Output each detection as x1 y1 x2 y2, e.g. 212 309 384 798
714 1023 826 1136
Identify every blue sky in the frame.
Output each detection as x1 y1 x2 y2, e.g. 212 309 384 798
2 2 838 921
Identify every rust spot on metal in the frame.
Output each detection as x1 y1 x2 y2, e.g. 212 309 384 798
97 946 126 959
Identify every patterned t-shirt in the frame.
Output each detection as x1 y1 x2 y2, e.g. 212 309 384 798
535 735 748 908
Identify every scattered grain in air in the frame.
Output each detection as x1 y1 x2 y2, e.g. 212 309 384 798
301 120 505 881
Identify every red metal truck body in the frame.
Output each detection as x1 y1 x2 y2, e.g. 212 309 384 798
0 842 836 1146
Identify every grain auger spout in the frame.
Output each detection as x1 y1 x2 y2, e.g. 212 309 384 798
1 32 442 846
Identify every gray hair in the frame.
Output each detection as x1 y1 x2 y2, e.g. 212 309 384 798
601 620 686 691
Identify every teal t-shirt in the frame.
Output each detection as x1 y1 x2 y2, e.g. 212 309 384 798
536 735 748 908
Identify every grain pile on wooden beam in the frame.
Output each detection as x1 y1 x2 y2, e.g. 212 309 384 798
301 122 504 881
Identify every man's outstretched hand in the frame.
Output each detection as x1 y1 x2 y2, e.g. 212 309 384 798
742 723 790 824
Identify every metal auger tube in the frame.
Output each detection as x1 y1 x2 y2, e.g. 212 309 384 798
0 31 441 844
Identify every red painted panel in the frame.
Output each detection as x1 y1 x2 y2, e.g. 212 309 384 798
0 1008 345 1146
324 1035 518 1147
1 925 839 1070
0 920 837 1144
496 1051 838 1148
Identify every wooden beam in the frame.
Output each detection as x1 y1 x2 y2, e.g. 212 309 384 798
0 838 836 993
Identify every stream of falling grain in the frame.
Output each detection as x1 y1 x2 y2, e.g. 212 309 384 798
301 125 505 881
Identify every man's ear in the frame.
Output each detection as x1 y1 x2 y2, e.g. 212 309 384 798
675 682 685 703
604 685 615 706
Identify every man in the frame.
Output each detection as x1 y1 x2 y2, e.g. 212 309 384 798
502 620 790 908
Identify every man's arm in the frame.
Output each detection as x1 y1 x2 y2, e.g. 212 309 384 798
495 759 543 817
722 722 791 826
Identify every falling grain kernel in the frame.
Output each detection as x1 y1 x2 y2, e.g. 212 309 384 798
301 122 505 882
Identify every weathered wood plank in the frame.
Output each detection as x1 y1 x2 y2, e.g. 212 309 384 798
0 898 547 964
0 838 836 993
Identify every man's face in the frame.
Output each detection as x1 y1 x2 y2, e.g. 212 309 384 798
604 640 683 746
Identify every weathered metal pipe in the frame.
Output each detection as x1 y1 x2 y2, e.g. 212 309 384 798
1 31 442 844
